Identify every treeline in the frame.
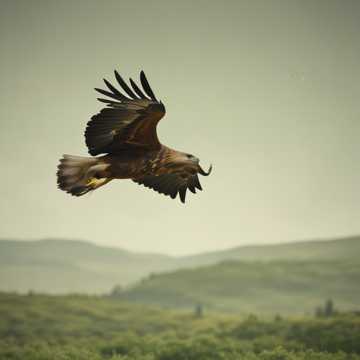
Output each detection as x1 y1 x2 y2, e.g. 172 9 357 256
0 293 359 360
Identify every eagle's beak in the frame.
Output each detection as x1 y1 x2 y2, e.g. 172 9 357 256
198 164 212 176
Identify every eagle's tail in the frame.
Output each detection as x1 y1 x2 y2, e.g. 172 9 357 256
57 155 111 196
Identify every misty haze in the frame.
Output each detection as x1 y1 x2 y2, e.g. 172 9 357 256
1 1 359 359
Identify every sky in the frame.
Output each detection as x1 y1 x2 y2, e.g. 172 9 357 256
0 0 359 255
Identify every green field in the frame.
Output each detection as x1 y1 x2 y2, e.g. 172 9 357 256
1 293 359 360
118 259 360 314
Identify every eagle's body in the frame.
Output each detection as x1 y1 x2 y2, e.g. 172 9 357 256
57 70 211 203
89 146 199 180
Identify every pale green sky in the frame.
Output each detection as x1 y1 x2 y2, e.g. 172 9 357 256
0 0 359 255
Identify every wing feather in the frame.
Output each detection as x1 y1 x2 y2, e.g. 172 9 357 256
86 71 165 155
103 78 130 100
129 78 148 99
97 98 119 106
94 87 127 101
133 173 202 203
114 70 139 99
140 71 157 101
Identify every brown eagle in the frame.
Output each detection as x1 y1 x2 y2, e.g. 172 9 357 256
57 70 212 203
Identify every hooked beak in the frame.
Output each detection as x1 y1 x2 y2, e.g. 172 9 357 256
198 164 212 176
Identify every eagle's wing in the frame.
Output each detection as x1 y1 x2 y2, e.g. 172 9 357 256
133 172 203 203
85 71 165 156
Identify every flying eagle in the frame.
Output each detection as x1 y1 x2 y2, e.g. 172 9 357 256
57 70 212 203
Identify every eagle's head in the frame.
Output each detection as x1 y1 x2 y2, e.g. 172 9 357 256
185 153 212 176
166 151 212 177
137 147 212 203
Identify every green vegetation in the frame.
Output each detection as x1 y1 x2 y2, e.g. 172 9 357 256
117 259 360 314
0 239 175 293
0 235 359 295
1 293 360 360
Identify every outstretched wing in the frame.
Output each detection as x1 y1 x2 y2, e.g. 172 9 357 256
85 71 165 156
133 172 203 203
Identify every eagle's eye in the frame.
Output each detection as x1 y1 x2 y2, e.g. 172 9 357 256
185 154 199 164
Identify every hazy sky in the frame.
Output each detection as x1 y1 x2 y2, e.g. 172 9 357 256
1 0 359 255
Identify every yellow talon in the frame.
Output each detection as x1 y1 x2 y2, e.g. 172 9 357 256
86 178 96 186
86 177 110 189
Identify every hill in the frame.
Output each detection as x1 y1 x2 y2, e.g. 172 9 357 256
180 235 360 266
0 239 174 293
0 235 359 295
119 259 360 314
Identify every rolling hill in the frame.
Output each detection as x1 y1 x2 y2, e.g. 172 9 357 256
179 235 360 265
0 239 174 293
0 235 359 296
118 259 360 314
115 235 360 314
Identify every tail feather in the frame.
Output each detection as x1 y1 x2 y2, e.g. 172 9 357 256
57 155 110 196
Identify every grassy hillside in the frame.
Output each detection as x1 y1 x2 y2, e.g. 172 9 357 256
181 235 360 267
0 239 174 293
0 235 359 295
119 259 360 314
1 293 360 360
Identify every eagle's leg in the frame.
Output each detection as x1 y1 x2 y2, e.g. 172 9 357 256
86 177 112 189
83 163 112 192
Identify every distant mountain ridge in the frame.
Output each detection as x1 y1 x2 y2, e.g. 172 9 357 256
0 235 358 294
179 235 360 266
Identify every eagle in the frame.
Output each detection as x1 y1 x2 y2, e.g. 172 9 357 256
57 70 212 203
